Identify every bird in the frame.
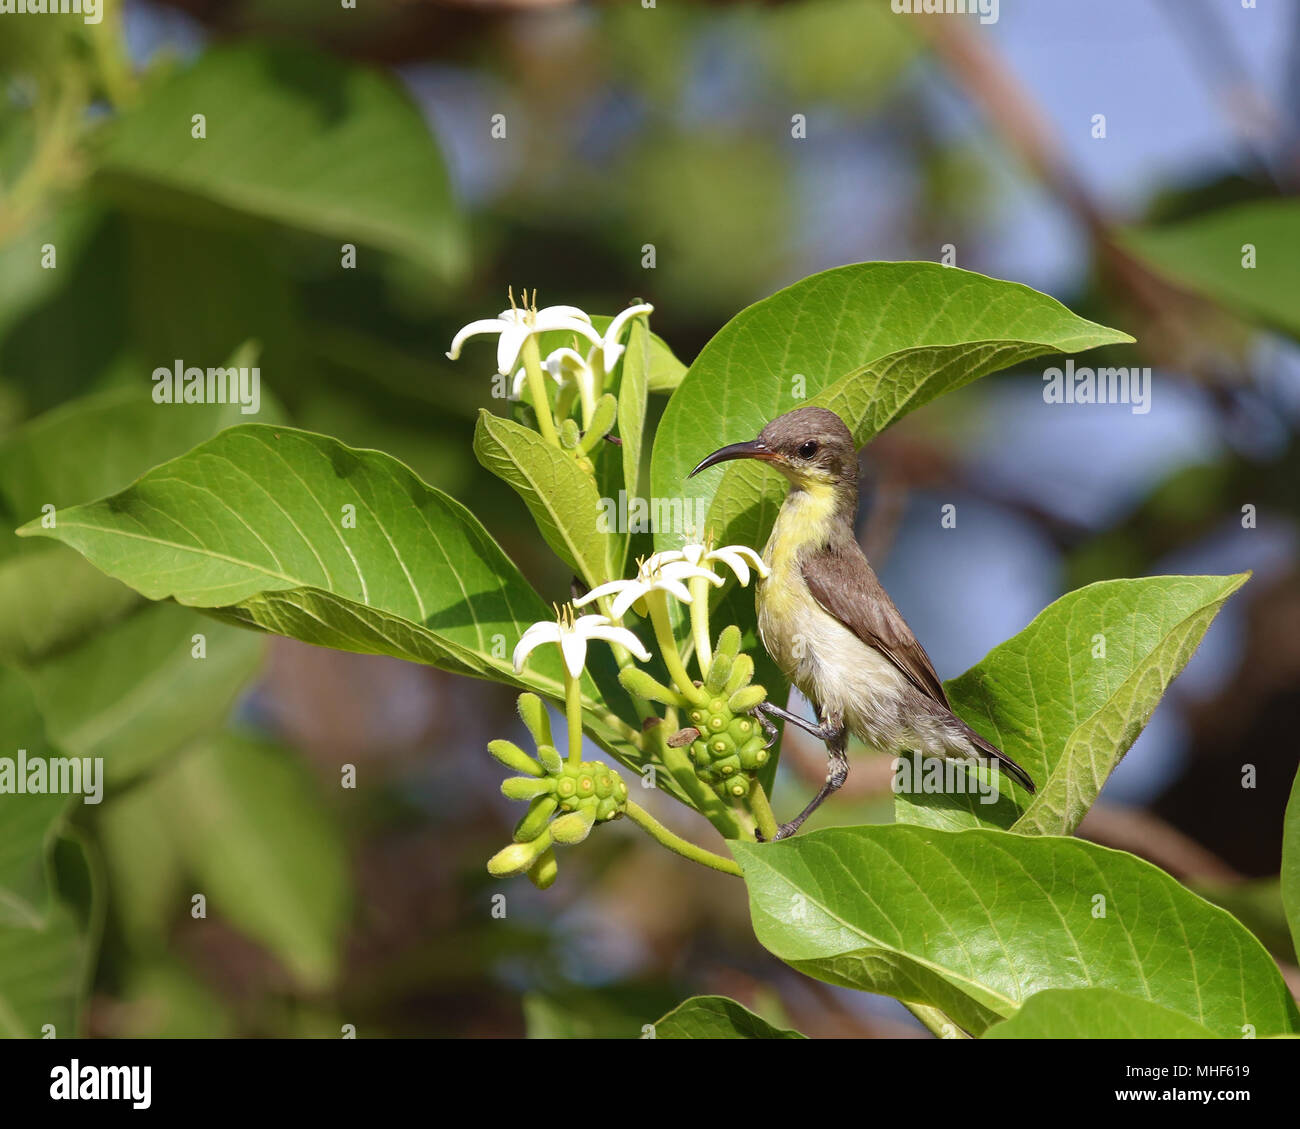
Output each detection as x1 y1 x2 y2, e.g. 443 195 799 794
689 405 1035 839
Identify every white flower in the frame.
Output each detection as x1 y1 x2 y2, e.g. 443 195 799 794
513 610 650 678
597 303 654 372
574 557 722 620
647 542 770 587
542 346 596 405
447 301 602 376
509 357 564 401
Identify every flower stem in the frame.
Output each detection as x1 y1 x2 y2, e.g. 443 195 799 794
521 336 559 446
625 801 742 877
645 592 706 705
688 576 713 676
564 672 583 766
748 779 780 842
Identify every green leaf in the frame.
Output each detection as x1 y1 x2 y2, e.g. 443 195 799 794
732 825 1299 1038
982 988 1216 1039
617 316 651 502
0 383 280 665
1283 765 1300 961
162 733 350 991
0 896 87 1037
896 573 1249 834
98 42 464 281
24 602 265 786
473 410 620 587
17 424 648 779
1124 199 1300 339
653 995 805 1039
650 262 1134 556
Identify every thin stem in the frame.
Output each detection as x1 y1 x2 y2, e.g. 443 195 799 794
521 336 559 445
904 1002 969 1039
625 801 742 877
564 672 583 766
657 740 741 840
645 592 706 705
689 576 713 676
748 779 780 843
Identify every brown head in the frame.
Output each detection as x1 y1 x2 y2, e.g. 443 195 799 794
689 407 859 505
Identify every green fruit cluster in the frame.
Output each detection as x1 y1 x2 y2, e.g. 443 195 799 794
686 627 769 799
485 693 628 889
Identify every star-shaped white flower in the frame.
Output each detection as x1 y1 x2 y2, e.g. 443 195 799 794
447 303 603 376
574 557 723 620
646 542 770 588
597 303 654 372
513 610 650 678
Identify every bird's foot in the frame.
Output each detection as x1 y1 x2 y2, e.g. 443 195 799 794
751 707 780 749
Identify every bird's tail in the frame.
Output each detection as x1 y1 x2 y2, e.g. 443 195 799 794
960 724 1037 795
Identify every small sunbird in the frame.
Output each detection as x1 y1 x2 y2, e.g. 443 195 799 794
690 406 1036 839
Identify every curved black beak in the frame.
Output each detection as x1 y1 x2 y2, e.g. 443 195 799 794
688 438 774 478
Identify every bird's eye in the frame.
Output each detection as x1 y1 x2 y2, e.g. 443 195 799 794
798 440 819 459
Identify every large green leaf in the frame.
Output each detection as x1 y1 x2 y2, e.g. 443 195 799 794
0 897 86 1038
732 825 1299 1038
1124 199 1300 339
982 988 1215 1039
162 733 349 991
653 995 805 1039
617 317 651 503
1283 765 1300 961
473 410 620 588
896 574 1249 834
650 262 1133 556
0 383 279 665
17 424 646 773
97 42 464 281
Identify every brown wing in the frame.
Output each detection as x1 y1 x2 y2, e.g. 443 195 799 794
801 543 950 708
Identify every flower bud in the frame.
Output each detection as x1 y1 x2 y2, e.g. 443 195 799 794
559 418 581 449
527 847 559 889
516 693 553 750
728 685 766 714
550 809 596 845
502 775 553 801
579 394 618 453
489 739 544 777
619 666 684 706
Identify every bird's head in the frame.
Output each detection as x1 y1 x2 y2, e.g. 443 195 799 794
689 407 858 496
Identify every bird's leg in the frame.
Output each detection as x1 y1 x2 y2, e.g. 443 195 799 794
772 723 848 840
754 700 842 743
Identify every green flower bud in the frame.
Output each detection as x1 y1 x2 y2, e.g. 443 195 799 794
579 394 618 454
537 744 563 775
550 809 596 845
726 779 747 798
516 693 552 750
706 653 733 694
514 795 558 842
728 685 766 714
502 776 553 801
559 418 581 449
619 666 683 706
725 654 754 695
527 847 559 889
715 624 742 659
488 834 549 877
488 739 544 778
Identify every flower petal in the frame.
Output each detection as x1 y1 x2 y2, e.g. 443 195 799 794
446 317 508 361
559 631 589 678
496 324 531 375
572 580 632 609
610 582 649 620
513 621 561 672
601 303 654 372
537 305 593 323
584 623 652 662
